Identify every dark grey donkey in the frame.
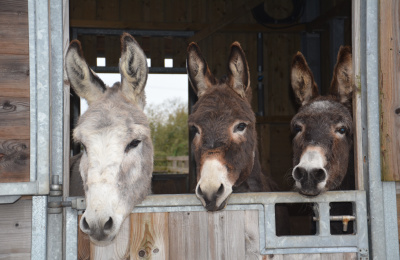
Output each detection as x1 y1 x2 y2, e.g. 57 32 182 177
66 33 153 244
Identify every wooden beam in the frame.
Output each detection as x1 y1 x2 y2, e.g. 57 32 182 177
69 19 305 34
379 0 400 181
187 0 264 43
306 0 350 32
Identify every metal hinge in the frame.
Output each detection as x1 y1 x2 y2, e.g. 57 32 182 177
49 175 62 197
48 198 86 214
358 248 369 259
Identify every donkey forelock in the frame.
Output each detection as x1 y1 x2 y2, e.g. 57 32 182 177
66 33 153 244
290 46 353 197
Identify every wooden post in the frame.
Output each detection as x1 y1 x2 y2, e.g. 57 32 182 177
379 0 400 181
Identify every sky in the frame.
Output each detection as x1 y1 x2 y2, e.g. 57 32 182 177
80 72 189 114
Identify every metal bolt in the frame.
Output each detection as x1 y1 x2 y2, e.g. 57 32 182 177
153 248 159 254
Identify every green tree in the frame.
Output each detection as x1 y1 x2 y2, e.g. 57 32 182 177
145 99 189 158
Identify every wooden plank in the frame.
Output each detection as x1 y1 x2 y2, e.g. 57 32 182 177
257 124 271 180
0 0 28 13
188 0 263 44
169 211 208 260
130 212 169 259
69 0 96 20
91 218 131 259
351 0 364 189
172 38 187 68
120 0 142 22
244 210 261 259
79 35 97 67
283 254 321 260
150 38 165 68
208 210 246 260
104 36 120 67
0 139 30 183
0 199 31 260
0 97 30 140
0 55 30 98
379 0 400 180
0 12 29 55
95 0 119 21
77 215 90 260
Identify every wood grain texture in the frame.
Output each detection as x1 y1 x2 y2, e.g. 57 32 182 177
379 0 400 181
130 213 169 260
0 139 29 183
169 211 208 260
0 199 31 260
0 55 30 98
0 13 29 55
77 215 91 260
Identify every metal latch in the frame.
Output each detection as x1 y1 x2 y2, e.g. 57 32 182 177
48 198 86 214
50 175 62 197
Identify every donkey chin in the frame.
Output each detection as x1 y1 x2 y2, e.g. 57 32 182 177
195 159 234 211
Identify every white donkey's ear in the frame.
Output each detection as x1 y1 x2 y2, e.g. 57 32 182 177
65 40 106 105
119 33 148 110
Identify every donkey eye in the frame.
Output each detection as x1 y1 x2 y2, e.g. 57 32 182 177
81 143 87 153
293 124 302 133
125 139 141 153
336 127 347 135
191 125 199 134
235 123 247 132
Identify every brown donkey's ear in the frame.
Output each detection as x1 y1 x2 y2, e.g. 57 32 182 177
65 40 106 105
187 42 216 97
330 46 353 105
227 42 251 100
291 52 319 106
120 33 149 109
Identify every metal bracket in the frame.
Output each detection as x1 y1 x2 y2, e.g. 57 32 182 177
48 198 86 214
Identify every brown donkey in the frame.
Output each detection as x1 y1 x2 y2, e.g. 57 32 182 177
290 46 354 197
187 42 278 211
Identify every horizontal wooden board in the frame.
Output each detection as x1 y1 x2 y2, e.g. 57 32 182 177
0 0 28 14
0 13 29 55
0 54 30 98
0 199 32 260
0 139 30 183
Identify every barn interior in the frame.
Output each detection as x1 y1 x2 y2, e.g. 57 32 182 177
69 0 352 195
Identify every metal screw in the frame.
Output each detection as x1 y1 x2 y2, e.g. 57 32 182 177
153 248 159 254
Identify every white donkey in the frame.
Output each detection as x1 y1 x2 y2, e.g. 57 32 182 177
65 33 153 244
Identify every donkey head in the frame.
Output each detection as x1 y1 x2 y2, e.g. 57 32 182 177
290 46 353 196
187 42 257 211
65 33 153 244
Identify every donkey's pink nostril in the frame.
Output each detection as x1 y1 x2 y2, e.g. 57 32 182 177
293 167 306 181
104 217 113 231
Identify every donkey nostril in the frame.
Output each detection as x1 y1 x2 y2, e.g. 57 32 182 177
197 186 204 196
82 217 90 231
313 169 326 182
104 217 113 231
216 184 224 196
293 167 306 181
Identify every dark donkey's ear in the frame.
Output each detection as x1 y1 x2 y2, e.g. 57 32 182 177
330 46 353 105
187 42 216 97
120 33 149 110
291 52 319 106
227 42 250 99
65 40 106 105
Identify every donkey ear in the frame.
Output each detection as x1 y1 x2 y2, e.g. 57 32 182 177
187 42 216 97
291 52 319 106
119 33 148 109
330 46 353 104
227 42 250 99
65 40 106 105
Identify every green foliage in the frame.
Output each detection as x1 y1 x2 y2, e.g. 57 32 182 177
145 99 189 157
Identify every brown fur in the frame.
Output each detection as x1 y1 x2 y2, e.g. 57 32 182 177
290 46 354 196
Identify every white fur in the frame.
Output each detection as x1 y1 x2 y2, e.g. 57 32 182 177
292 147 328 189
196 159 233 208
309 100 331 111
